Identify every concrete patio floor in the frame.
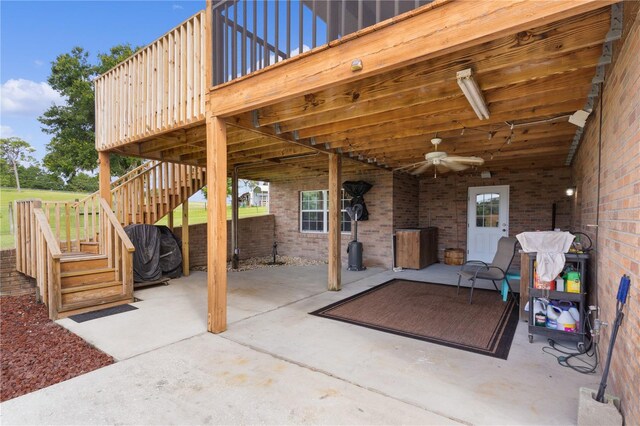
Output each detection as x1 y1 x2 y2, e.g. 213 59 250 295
1 264 600 425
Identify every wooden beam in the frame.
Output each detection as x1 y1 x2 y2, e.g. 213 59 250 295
98 151 111 204
168 210 174 232
206 115 227 333
328 153 342 291
182 200 190 277
208 0 614 116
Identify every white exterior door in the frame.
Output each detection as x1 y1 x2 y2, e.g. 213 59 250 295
467 185 510 262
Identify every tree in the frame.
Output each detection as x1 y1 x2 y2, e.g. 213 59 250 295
39 45 141 180
201 179 233 200
18 165 65 191
0 137 35 191
66 173 98 192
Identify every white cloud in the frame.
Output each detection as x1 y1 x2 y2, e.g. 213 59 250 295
0 125 14 138
0 79 66 116
172 3 183 10
34 59 44 67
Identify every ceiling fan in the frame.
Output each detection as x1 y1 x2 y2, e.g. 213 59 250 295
398 137 485 176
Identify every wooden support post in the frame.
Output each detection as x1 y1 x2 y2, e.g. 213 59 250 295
206 114 227 333
231 167 239 269
98 151 111 204
182 201 190 277
168 210 174 231
328 153 342 291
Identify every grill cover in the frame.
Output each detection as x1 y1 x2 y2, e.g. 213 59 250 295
342 181 373 221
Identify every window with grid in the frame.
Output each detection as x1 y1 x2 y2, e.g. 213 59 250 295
300 190 351 233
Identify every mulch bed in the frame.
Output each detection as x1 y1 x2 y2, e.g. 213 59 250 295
0 295 114 402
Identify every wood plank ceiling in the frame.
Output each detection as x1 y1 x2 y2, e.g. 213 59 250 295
114 6 611 182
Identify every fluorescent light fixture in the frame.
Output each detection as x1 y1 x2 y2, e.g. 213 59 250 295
456 69 490 120
569 110 590 127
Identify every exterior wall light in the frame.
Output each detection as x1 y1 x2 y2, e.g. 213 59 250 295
566 187 575 196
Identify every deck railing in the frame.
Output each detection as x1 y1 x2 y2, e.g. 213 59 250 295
95 11 207 150
14 198 134 319
41 193 100 252
32 208 63 318
99 198 135 297
210 0 433 86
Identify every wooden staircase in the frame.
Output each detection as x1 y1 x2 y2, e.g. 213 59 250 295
111 161 206 227
14 161 205 319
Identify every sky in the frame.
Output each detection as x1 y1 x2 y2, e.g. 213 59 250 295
0 0 204 164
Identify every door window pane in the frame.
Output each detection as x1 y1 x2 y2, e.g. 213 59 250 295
475 193 499 228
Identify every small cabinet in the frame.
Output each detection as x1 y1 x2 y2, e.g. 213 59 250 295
395 228 438 269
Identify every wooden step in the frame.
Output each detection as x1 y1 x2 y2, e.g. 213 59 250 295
80 241 100 254
57 296 133 318
61 280 123 295
61 267 116 287
60 288 129 312
60 254 109 273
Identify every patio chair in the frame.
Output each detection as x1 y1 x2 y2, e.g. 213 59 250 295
457 237 518 304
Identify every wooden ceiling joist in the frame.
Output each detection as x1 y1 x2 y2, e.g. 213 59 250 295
254 8 610 128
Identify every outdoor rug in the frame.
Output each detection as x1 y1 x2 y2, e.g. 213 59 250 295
69 304 138 323
310 279 519 359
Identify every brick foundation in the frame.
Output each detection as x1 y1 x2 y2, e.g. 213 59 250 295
570 4 639 424
0 249 36 296
173 214 275 267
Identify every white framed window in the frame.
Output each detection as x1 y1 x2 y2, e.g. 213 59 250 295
300 190 352 233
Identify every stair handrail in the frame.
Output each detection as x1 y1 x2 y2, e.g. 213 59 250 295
99 198 135 252
109 160 160 190
32 206 63 318
74 160 160 205
110 161 163 194
33 209 63 259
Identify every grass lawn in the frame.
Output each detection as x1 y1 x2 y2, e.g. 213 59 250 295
155 202 269 227
0 187 269 249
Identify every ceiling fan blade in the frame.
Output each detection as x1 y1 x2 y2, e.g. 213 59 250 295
445 156 485 165
395 160 427 171
436 165 452 174
411 162 432 175
440 160 469 172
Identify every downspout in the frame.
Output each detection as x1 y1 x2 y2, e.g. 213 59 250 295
231 166 239 269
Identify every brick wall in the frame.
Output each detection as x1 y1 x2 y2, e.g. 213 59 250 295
173 214 275 267
570 4 639 423
418 168 572 263
393 173 420 229
270 170 394 267
0 249 36 296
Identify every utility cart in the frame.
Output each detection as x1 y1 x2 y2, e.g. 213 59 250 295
525 252 589 348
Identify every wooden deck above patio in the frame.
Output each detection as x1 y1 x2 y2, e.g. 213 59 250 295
95 1 617 183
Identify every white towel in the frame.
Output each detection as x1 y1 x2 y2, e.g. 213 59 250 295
516 231 575 282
